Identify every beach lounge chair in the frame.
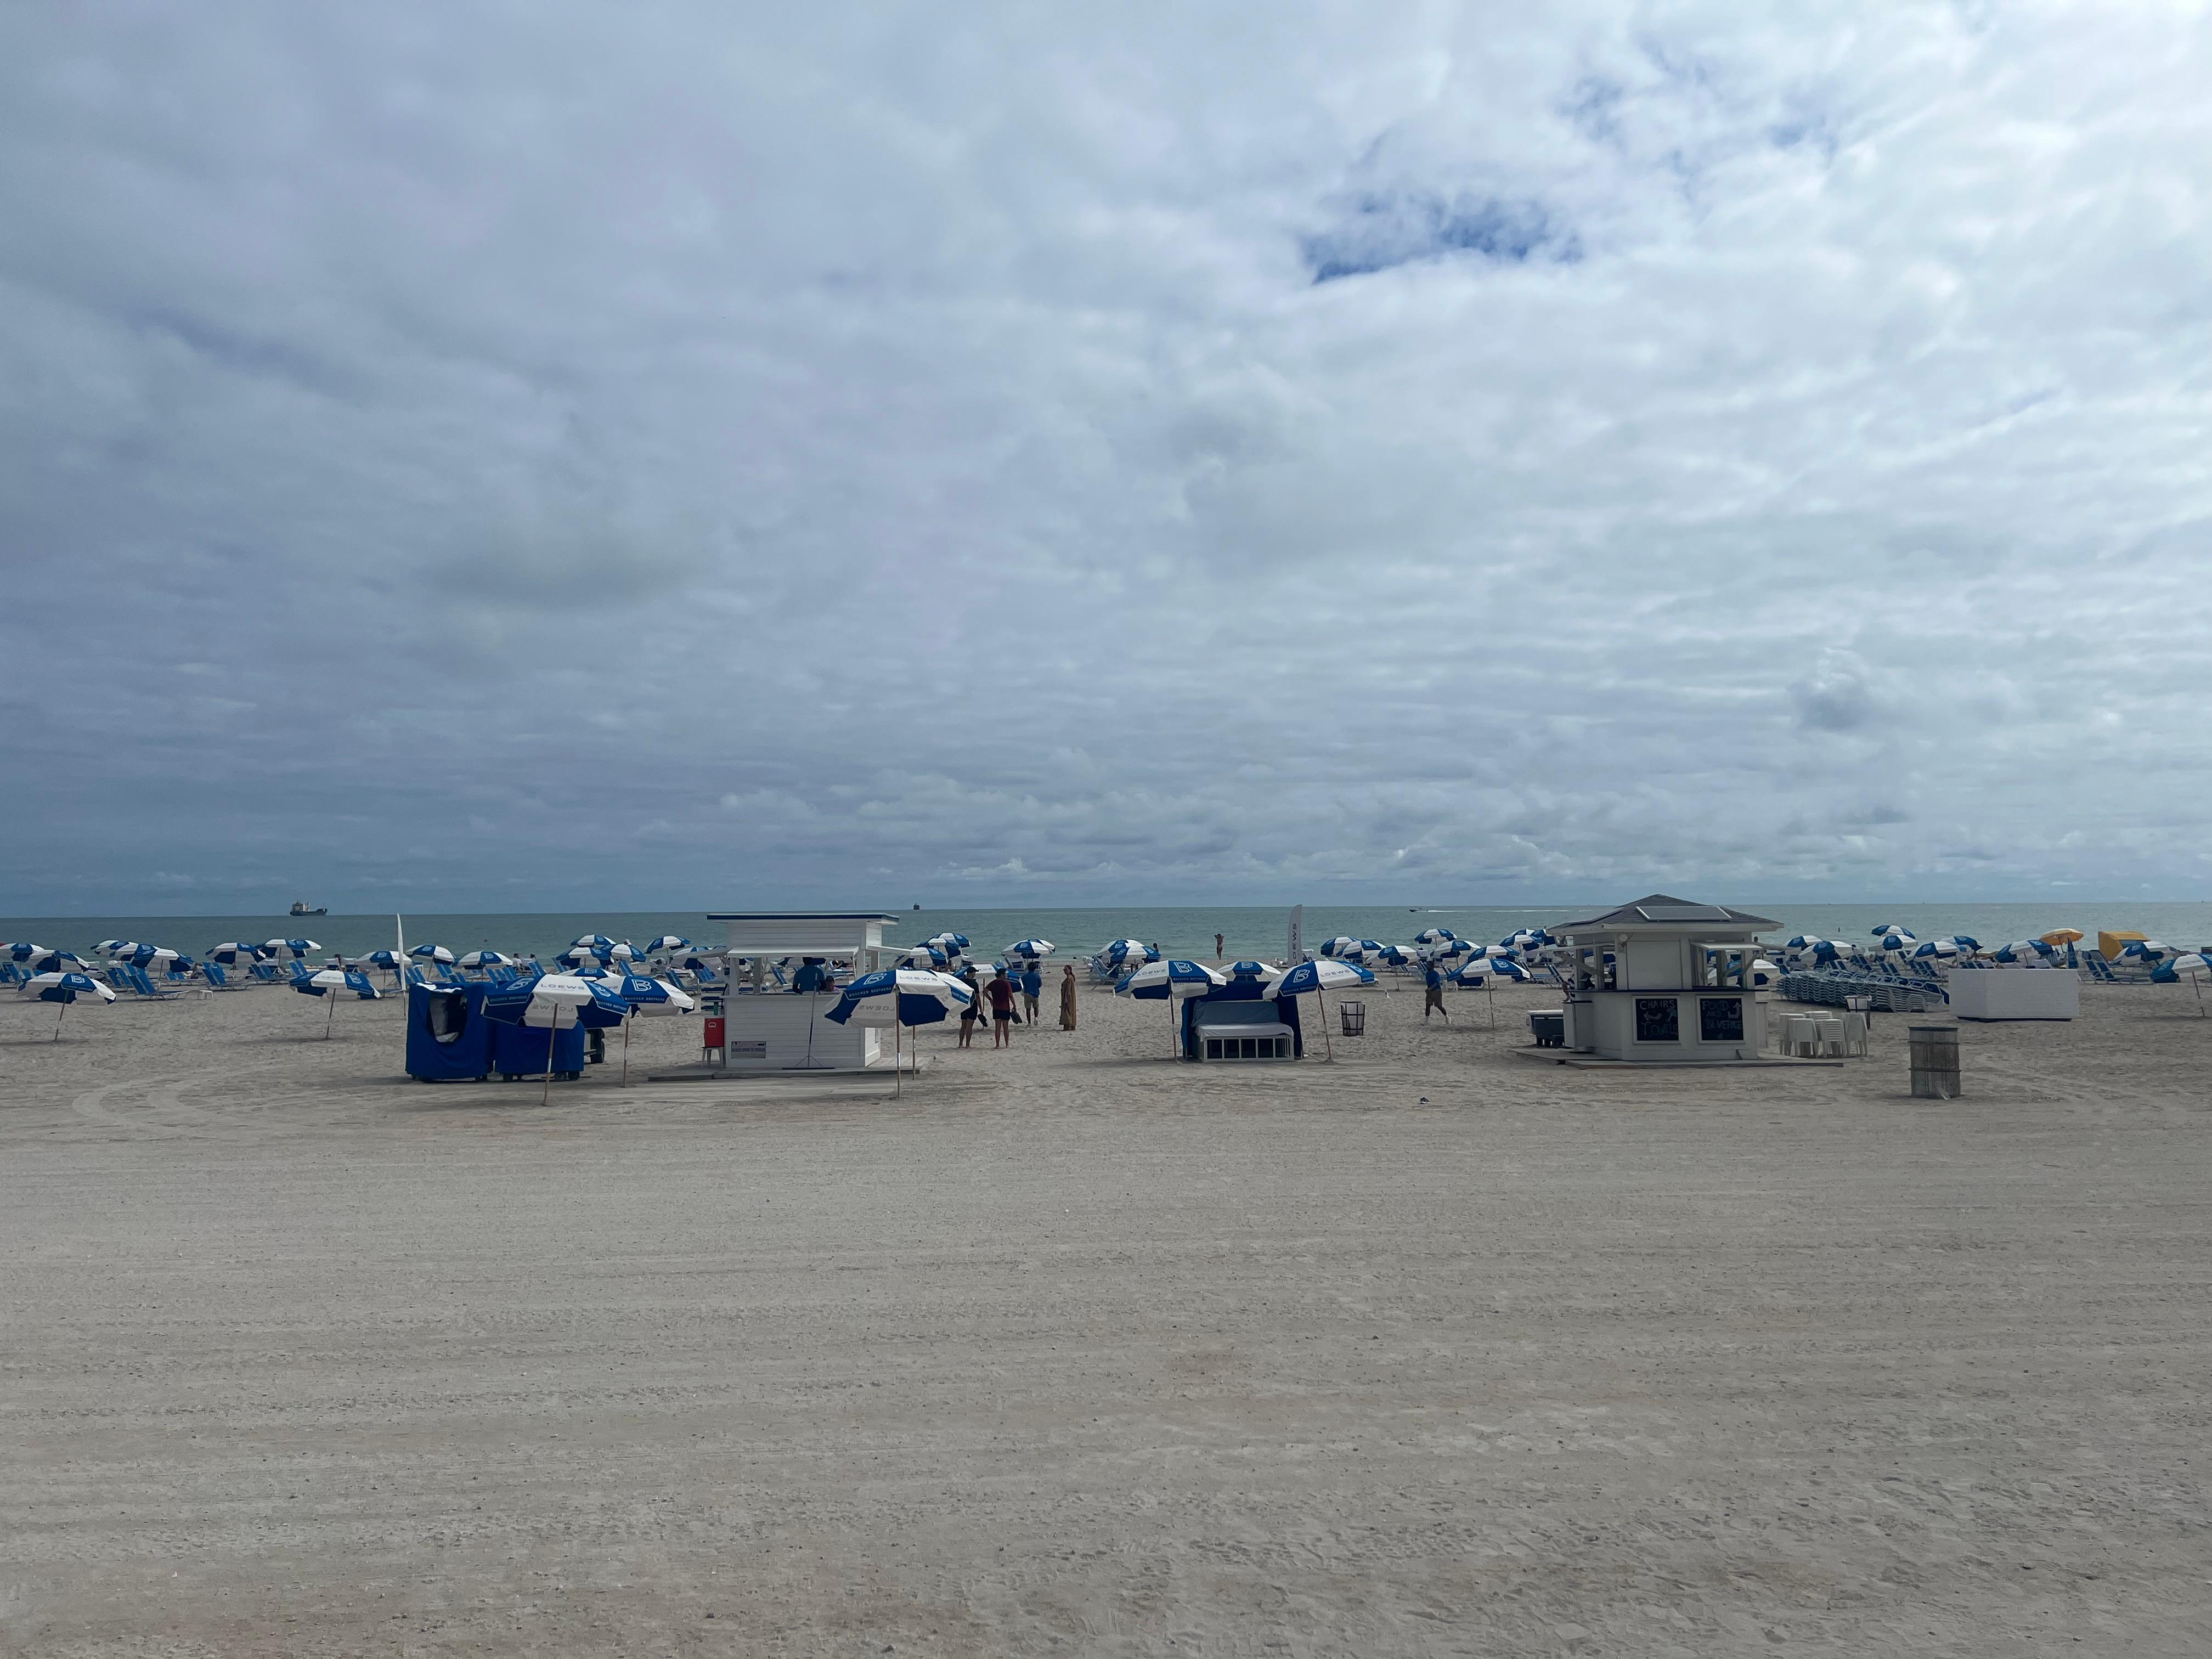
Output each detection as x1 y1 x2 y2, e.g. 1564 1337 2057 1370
249 960 284 983
201 961 249 991
121 964 180 1000
0 963 19 985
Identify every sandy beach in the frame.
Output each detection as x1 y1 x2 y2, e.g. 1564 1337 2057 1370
3 977 2208 1655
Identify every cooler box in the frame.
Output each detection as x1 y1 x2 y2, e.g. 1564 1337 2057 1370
405 983 493 1082
492 1018 588 1080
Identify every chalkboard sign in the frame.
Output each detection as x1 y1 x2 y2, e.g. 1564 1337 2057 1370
1699 996 1745 1043
1634 997 1680 1042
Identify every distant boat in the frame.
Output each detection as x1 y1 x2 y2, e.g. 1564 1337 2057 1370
290 901 327 917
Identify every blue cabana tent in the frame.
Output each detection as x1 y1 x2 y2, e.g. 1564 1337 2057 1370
1176 968 1303 1060
405 983 495 1082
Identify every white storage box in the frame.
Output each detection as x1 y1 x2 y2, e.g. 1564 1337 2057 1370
1949 968 2078 1021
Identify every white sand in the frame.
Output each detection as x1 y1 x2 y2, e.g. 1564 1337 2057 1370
2 975 2208 1655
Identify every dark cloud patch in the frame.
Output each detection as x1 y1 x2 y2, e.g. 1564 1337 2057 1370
1303 191 1579 283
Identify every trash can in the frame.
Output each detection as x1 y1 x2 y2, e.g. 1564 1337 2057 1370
1528 1009 1565 1048
702 1014 726 1064
1337 999 1366 1037
1908 1024 1960 1099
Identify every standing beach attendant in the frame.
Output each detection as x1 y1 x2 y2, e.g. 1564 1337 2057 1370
986 970 1016 1048
1424 962 1448 1022
1019 962 1042 1024
1059 965 1077 1030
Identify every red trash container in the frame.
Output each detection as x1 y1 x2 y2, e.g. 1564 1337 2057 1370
703 1015 725 1056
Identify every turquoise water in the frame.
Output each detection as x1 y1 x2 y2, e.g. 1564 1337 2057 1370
7 903 2212 963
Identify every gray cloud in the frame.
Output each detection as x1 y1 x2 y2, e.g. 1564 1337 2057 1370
3 2 2210 913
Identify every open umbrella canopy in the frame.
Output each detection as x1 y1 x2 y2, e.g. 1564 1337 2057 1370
293 968 381 999
2120 940 2170 961
482 973 631 1030
893 943 950 969
207 942 265 964
1267 958 1374 998
615 973 696 1012
408 944 455 964
644 935 690 955
1224 960 1285 985
1101 939 1156 966
8 941 48 962
2040 928 2085 946
1376 945 1418 967
26 949 88 973
267 938 321 957
1004 939 1055 959
20 970 117 1005
1115 959 1227 1000
1316 936 1360 958
1875 930 1916 952
1912 938 1964 960
823 968 972 1027
2152 952 2210 981
923 932 970 950
572 934 617 952
364 949 408 968
458 950 512 969
92 939 129 953
1412 927 1457 946
1992 940 2058 964
124 944 178 967
1452 957 1528 985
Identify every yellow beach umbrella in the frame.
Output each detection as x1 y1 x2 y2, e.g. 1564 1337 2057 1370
2039 928 2084 945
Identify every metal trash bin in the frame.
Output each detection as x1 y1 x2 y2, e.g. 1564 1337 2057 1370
1528 1009 1565 1048
1908 1024 1960 1098
1338 999 1366 1037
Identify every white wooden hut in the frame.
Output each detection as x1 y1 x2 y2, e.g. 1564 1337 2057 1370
704 911 902 1070
1550 895 1780 1062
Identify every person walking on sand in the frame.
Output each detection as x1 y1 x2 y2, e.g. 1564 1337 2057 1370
1059 964 1077 1030
1020 962 1042 1024
986 968 1016 1048
1425 961 1448 1022
957 966 981 1048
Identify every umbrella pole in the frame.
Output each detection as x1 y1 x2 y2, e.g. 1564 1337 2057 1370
543 1006 559 1106
1488 980 1496 1030
1318 991 1332 1061
622 1016 630 1087
54 1003 66 1042
325 995 336 1040
895 1019 902 1097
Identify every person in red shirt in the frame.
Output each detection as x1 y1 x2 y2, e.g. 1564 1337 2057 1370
986 969 1015 1048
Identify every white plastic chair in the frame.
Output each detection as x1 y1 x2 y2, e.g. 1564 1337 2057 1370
1779 1013 1813 1057
1812 1014 1845 1057
1840 1011 1870 1058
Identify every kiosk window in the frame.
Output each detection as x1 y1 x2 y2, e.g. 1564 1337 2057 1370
1634 997 1680 1042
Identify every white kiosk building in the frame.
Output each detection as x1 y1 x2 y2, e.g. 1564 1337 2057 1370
1553 895 1780 1063
703 911 903 1072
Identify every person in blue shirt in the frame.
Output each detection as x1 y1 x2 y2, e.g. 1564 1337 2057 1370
1019 963 1043 1023
792 957 830 994
1425 962 1448 1022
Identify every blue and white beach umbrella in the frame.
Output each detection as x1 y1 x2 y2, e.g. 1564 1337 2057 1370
18 970 116 1040
1912 938 1962 961
1266 957 1372 1060
893 943 949 969
1004 939 1056 960
825 967 973 1091
292 967 381 1039
458 950 512 970
8 941 47 962
207 942 264 964
92 939 129 955
365 949 407 969
2120 939 2170 962
1226 960 1285 985
1116 959 1227 1059
1991 940 2056 964
1316 936 1360 958
1875 930 1916 953
1413 927 1457 946
267 938 321 958
1376 944 1418 967
572 934 617 953
2151 951 2210 1012
26 949 88 973
1453 957 1528 985
1115 958 1226 1000
599 972 697 1084
644 935 690 956
1102 939 1156 967
409 943 455 966
483 972 634 1099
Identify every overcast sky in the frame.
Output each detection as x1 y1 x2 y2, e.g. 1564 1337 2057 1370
3 2 2209 915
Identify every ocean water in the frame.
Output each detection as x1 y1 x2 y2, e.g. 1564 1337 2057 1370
7 902 2212 965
